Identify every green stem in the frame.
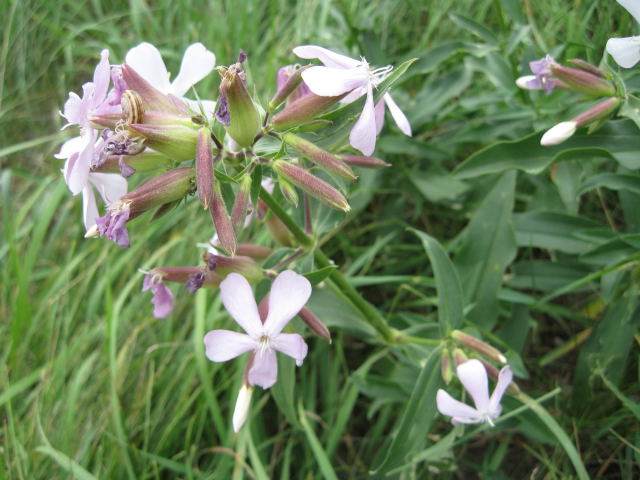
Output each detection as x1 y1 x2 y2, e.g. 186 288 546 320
259 188 397 344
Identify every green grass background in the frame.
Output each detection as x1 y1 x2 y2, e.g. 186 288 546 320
2 0 638 478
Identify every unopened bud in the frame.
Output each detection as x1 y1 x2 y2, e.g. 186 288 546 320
121 64 186 115
129 123 199 161
120 167 195 215
92 150 172 174
440 349 453 384
567 59 607 78
452 348 468 367
210 182 237 256
216 64 261 148
196 128 214 209
214 255 263 283
273 161 350 212
298 306 331 342
451 330 507 364
278 177 299 207
269 64 312 111
571 97 621 129
339 155 390 169
231 176 252 232
550 64 615 97
540 121 577 146
236 244 273 260
150 266 223 287
283 132 356 180
265 214 294 246
272 93 344 130
232 384 253 432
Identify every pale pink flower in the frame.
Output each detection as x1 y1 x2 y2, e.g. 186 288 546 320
125 42 217 116
204 270 311 389
436 359 512 426
293 45 411 156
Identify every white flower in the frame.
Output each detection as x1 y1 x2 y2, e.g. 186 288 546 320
540 121 577 146
232 385 253 432
436 359 512 426
293 45 411 156
125 42 217 116
607 0 640 68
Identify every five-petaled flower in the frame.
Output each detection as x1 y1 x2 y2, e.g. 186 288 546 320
204 270 311 389
436 359 512 426
293 45 411 156
607 0 640 68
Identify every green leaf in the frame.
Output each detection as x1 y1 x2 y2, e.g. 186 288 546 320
298 401 339 480
454 172 517 329
250 164 263 207
449 13 498 44
455 120 640 179
412 229 465 335
303 265 337 286
372 346 443 474
36 446 98 480
271 356 301 430
618 94 640 129
576 172 640 196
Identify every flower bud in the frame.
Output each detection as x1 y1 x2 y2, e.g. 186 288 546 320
282 132 356 180
540 121 577 146
231 176 252 233
338 155 390 169
571 97 621 129
196 127 214 209
440 349 453 384
232 384 253 432
152 266 222 286
216 63 261 148
235 243 273 260
213 254 263 283
278 177 299 207
92 150 172 174
210 182 237 256
550 64 615 97
129 123 199 161
121 64 187 115
567 59 607 78
273 161 350 212
272 93 344 130
451 330 507 364
120 167 196 214
298 306 331 342
269 64 312 111
452 348 468 367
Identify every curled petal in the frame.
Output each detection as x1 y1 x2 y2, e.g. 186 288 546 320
456 359 490 412
125 42 171 93
55 136 85 160
349 85 377 156
203 330 257 362
89 172 128 205
264 270 312 337
293 45 361 69
301 66 369 97
488 365 513 415
618 0 640 24
273 333 308 366
436 389 481 422
383 93 412 136
92 49 111 107
66 130 96 195
220 273 263 337
248 349 278 389
61 92 86 128
606 36 640 68
170 43 216 96
151 282 174 317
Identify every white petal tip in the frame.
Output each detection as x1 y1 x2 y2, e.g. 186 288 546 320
540 121 576 146
84 224 100 238
515 75 538 89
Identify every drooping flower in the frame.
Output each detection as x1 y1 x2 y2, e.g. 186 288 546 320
125 42 217 116
203 270 311 389
293 45 411 156
436 359 512 426
142 271 175 318
607 0 640 68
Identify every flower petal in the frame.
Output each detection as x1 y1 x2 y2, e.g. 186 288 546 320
203 330 257 362
374 98 385 135
606 36 640 68
248 349 278 389
125 42 171 93
383 93 412 136
264 270 312 336
488 365 513 415
301 66 369 97
89 172 128 205
182 98 217 120
66 130 96 195
436 389 481 421
219 273 263 337
61 92 87 128
82 184 98 231
349 85 377 155
618 0 640 24
55 136 85 159
293 45 361 69
273 333 308 366
92 49 111 107
152 282 174 318
456 359 490 412
170 43 216 96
